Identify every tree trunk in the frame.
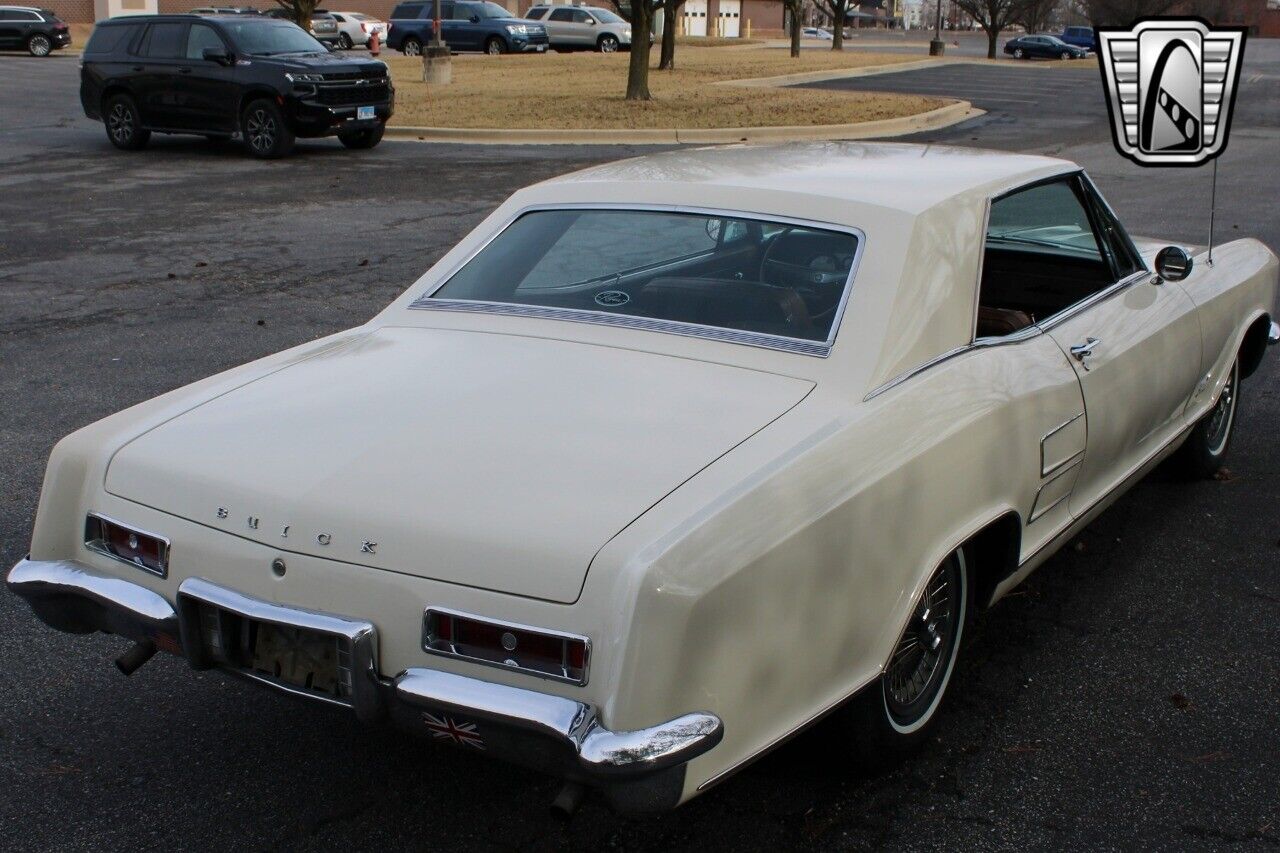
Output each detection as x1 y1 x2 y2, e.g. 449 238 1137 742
985 25 997 58
626 3 653 100
831 4 845 50
659 0 677 70
789 2 801 57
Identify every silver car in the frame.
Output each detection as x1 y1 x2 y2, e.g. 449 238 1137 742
524 4 630 52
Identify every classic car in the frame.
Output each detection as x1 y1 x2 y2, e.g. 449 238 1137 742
8 144 1278 813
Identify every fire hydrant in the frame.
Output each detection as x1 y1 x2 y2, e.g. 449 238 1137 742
369 29 381 55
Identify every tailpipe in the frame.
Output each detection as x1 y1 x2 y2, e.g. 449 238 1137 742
550 781 586 818
115 640 157 676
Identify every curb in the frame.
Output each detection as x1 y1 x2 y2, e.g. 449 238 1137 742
385 99 980 146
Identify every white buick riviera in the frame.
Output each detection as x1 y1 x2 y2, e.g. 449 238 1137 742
10 144 1279 812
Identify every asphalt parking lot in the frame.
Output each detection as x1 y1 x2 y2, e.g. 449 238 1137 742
2 45 1279 852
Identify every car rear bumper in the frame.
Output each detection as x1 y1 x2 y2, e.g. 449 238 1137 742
7 557 723 812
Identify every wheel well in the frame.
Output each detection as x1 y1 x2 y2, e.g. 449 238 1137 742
964 511 1022 610
100 85 131 111
1239 314 1272 379
237 91 279 121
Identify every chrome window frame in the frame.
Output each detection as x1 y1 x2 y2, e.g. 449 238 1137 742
408 203 867 359
870 170 1153 401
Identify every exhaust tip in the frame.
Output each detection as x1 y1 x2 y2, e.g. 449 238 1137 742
115 640 157 676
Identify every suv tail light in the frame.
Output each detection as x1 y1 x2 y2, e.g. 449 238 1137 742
85 513 169 577
424 609 590 685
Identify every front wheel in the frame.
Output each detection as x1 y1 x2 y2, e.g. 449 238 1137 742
597 34 619 53
1013 47 1025 59
338 124 384 150
485 36 506 55
27 33 53 56
839 548 969 768
1061 51 1071 60
104 94 150 151
1177 357 1240 478
402 37 422 56
339 32 354 49
241 98 294 158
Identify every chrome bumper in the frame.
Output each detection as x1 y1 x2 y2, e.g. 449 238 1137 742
7 557 723 811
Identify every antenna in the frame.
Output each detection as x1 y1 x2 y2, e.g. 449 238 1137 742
1207 158 1218 266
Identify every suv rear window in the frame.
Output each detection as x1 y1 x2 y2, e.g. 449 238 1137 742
422 208 861 346
390 2 426 17
524 6 546 18
84 23 134 53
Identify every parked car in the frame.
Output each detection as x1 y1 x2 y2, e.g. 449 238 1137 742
388 0 548 55
330 10 385 48
800 26 832 39
1059 24 1096 51
1004 33 1088 60
9 143 1278 812
0 5 70 56
79 14 393 157
263 6 341 46
524 4 631 52
188 6 262 14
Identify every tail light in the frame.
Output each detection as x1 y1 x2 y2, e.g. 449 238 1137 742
54 22 68 30
85 513 169 577
361 21 369 32
424 609 590 685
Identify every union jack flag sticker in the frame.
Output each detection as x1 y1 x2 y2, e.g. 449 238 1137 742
422 712 486 750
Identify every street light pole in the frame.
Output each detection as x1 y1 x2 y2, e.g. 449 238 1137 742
929 0 944 55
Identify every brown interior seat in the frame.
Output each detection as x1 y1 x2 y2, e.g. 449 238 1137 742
976 305 1035 338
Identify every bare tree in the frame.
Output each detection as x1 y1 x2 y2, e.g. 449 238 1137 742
815 0 855 48
951 0 1032 57
273 0 320 31
785 0 804 56
659 0 686 69
1014 0 1059 32
610 0 659 99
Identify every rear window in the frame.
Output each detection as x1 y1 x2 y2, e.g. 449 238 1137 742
525 6 546 18
421 209 861 347
84 23 134 53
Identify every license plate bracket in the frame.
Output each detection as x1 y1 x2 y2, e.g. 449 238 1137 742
249 620 341 694
356 105 376 120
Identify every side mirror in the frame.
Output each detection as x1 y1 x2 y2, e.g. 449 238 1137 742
1154 246 1193 282
469 14 479 22
585 17 595 24
202 46 232 64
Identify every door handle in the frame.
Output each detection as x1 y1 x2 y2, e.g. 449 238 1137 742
1070 337 1101 369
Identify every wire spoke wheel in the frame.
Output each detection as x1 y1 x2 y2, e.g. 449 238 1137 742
1205 361 1238 456
882 550 966 732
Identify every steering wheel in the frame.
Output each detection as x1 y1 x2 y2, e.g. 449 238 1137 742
760 229 852 290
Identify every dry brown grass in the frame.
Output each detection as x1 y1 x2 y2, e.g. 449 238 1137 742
386 47 943 129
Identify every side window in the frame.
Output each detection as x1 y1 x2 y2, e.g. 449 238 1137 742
85 24 127 53
548 7 573 20
1080 182 1144 280
976 177 1115 338
525 7 546 18
450 2 472 18
141 22 187 58
0 11 15 19
186 23 224 58
389 3 420 17
572 9 593 22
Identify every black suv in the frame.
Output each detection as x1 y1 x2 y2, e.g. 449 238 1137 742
0 6 71 56
80 14 394 157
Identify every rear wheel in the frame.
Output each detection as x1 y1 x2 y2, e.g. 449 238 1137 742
27 33 52 56
485 36 506 55
402 36 422 56
104 94 150 151
1177 357 1240 478
339 32 354 49
840 548 969 768
1013 47 1025 59
597 33 619 52
338 124 385 149
1060 51 1071 60
241 98 294 158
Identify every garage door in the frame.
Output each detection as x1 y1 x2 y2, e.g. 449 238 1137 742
684 0 707 37
717 0 740 37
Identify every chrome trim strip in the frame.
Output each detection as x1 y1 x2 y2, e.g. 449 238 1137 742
394 668 724 776
1040 412 1086 477
408 203 867 359
1028 459 1081 524
423 605 592 687
84 511 171 578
